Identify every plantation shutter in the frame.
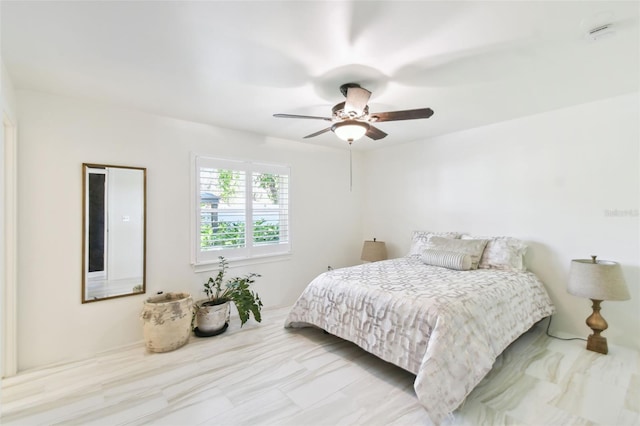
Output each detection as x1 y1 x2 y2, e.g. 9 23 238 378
195 156 290 264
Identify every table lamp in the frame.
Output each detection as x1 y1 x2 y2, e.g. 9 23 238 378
567 255 630 354
361 238 387 262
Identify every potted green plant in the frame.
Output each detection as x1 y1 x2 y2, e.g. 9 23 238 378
194 256 263 336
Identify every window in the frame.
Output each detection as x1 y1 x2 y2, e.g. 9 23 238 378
193 156 290 264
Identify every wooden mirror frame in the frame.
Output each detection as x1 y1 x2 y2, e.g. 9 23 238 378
82 163 147 303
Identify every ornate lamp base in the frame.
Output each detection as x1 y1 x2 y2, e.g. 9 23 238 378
585 299 608 355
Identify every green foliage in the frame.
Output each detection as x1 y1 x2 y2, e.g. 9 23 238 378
253 219 280 243
212 170 280 205
201 219 279 249
217 169 239 204
201 221 246 249
202 256 263 327
254 173 279 204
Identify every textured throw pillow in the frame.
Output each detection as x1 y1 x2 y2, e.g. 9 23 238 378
461 235 527 271
421 249 472 271
407 231 461 258
425 236 489 270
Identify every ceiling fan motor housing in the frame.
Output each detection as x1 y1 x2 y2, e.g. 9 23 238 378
339 82 362 97
332 102 369 120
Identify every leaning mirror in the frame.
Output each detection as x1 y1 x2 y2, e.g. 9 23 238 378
82 163 146 303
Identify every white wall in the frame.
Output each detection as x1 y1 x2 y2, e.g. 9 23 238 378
1 61 17 122
1 59 18 377
362 93 640 351
16 90 364 371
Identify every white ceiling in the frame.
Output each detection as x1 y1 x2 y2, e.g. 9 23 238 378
2 1 639 150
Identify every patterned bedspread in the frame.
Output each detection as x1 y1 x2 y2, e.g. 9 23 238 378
284 257 555 424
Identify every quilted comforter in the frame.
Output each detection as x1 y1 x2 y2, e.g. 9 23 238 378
284 257 555 424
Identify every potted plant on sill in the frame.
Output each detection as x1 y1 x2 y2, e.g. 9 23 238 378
194 256 263 337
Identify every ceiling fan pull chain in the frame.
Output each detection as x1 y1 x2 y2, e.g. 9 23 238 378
349 143 353 192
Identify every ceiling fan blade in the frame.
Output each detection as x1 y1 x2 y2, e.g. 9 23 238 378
344 86 371 116
303 127 332 139
365 125 388 140
369 108 434 122
274 113 332 121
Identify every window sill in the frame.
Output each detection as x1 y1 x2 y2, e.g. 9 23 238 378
192 252 292 273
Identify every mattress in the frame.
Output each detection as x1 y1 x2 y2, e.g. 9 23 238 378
284 257 555 424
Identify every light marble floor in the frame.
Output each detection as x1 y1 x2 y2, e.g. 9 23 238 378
1 307 638 426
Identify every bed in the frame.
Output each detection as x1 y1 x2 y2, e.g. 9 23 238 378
284 233 555 424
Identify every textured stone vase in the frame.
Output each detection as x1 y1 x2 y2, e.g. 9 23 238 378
196 300 230 333
141 292 193 353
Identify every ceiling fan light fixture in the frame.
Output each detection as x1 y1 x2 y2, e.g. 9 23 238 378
332 120 370 143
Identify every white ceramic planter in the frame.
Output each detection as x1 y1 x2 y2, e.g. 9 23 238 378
196 299 230 333
141 292 193 353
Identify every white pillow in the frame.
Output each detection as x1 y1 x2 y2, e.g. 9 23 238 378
461 235 527 271
421 249 472 271
407 231 461 258
424 236 489 270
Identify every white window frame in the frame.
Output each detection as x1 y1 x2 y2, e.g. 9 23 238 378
191 154 291 267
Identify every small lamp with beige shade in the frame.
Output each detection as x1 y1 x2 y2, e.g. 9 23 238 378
567 255 630 355
361 238 387 262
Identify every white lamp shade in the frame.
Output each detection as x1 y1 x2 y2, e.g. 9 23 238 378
361 240 387 262
567 259 630 301
332 121 369 142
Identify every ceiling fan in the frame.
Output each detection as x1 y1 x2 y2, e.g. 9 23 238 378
274 83 434 144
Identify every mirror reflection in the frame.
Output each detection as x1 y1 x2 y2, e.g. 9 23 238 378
82 163 146 303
